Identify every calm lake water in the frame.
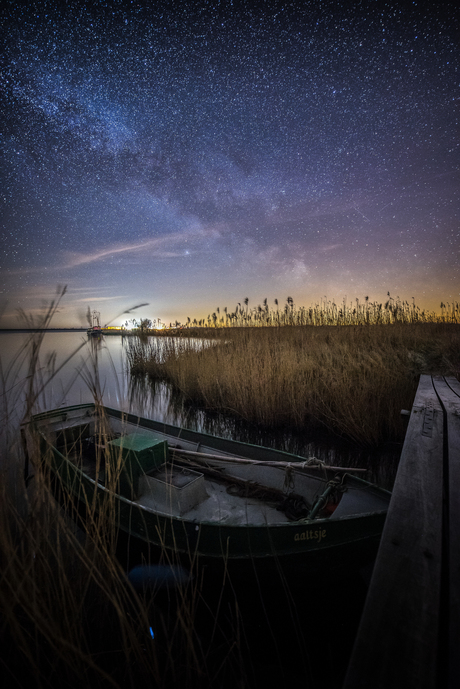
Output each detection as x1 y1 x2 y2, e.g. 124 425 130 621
1 330 399 687
0 330 400 489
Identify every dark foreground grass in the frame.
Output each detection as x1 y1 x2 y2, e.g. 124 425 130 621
0 292 247 689
127 323 460 446
1 431 249 689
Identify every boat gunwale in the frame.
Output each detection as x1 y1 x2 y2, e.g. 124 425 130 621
43 438 389 526
26 404 391 563
29 403 391 526
39 441 389 564
28 403 391 495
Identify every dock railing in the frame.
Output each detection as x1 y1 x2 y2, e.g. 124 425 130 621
343 374 460 689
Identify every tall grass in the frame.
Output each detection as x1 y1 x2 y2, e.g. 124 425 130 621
0 291 245 689
1 447 246 688
179 294 459 329
127 323 460 446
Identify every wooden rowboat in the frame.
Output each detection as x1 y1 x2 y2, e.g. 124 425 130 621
29 403 391 577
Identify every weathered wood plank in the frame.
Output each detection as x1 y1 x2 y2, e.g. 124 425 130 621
444 376 460 398
344 375 444 689
432 376 460 689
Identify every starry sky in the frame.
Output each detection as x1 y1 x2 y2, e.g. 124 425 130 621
1 0 459 328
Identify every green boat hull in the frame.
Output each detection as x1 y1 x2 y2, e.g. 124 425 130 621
30 403 390 577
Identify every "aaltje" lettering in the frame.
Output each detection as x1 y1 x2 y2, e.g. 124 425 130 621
294 529 327 543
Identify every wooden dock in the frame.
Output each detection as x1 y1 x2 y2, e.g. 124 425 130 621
343 374 459 689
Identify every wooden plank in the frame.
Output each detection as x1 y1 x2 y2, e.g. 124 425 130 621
344 375 444 689
432 376 460 689
443 375 460 397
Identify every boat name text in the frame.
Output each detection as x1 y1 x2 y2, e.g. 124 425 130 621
294 529 326 543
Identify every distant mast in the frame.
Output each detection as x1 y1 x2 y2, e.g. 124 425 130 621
87 310 102 336
87 311 126 335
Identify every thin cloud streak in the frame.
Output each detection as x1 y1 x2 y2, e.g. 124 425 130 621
63 227 220 268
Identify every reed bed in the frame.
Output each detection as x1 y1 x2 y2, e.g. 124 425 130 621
127 323 460 446
176 294 460 329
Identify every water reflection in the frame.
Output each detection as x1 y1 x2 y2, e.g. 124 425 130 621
0 331 400 489
127 374 175 420
127 367 401 490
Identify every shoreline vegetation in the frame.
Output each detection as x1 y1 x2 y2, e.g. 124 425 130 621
161 294 460 331
127 320 460 447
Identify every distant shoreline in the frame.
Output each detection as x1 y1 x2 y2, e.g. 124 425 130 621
0 329 88 333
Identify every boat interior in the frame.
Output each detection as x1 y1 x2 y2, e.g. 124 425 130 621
36 407 390 527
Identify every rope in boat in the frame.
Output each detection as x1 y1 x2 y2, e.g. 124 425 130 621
283 465 295 490
173 454 311 521
283 457 328 490
298 457 327 470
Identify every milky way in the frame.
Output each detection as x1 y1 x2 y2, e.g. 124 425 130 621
1 0 458 326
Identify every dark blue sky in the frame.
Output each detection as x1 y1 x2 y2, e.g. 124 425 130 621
1 0 458 327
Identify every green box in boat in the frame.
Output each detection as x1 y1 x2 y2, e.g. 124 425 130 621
108 433 169 498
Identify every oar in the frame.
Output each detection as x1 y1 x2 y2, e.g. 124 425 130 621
170 448 366 472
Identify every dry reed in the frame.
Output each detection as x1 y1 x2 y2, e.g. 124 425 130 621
127 323 460 446
173 294 460 329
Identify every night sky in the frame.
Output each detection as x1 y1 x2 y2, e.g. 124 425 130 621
1 0 459 328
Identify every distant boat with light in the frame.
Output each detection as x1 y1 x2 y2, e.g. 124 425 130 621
86 309 102 336
86 310 126 336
